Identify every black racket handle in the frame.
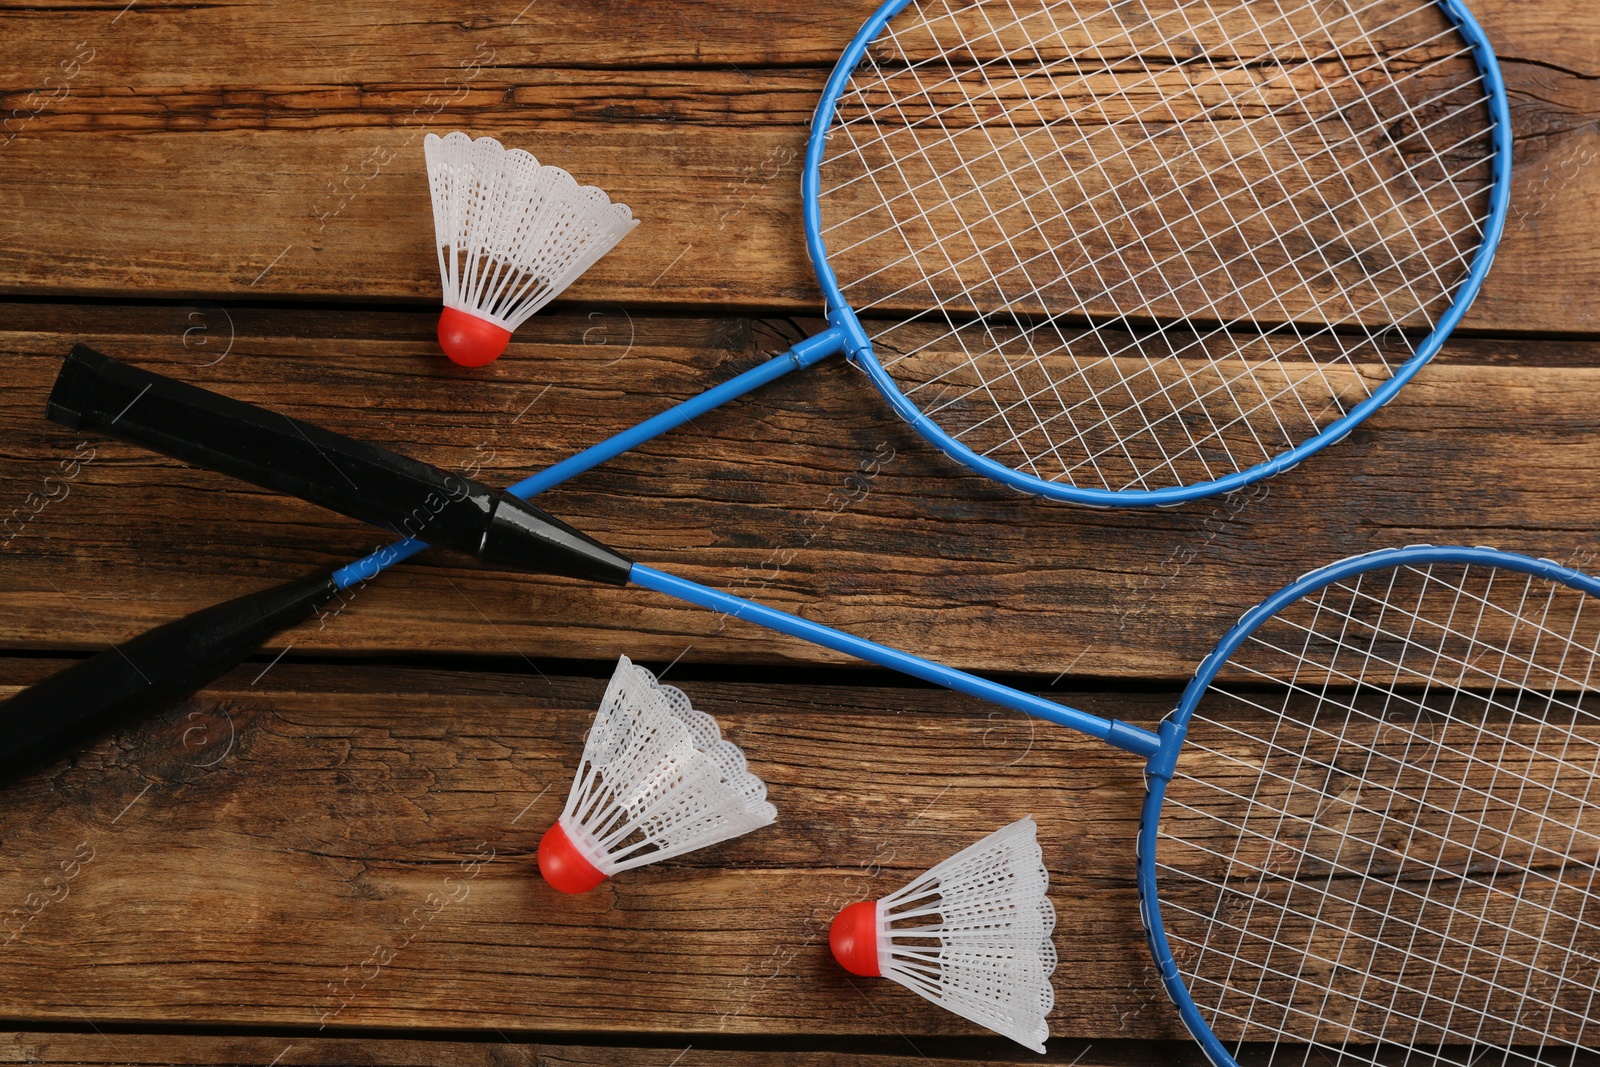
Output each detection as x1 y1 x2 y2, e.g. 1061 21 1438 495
47 345 631 585
0 572 337 778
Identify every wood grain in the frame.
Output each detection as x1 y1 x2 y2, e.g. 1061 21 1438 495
0 658 1586 1050
1 1 1597 1058
0 1031 1205 1066
0 1 1592 84
0 2 1592 329
1 305 1597 680
0 658 1167 1039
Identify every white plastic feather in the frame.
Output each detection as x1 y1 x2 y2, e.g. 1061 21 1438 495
424 131 637 332
874 817 1057 1052
557 655 776 875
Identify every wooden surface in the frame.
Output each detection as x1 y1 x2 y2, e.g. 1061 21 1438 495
1 1 1598 1064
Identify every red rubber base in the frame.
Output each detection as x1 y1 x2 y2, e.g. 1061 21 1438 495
437 307 513 367
829 899 881 977
538 821 608 894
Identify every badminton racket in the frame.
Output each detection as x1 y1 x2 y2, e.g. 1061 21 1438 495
38 362 1600 1064
799 0 1509 504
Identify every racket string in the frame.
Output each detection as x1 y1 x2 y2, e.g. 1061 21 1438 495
822 0 1460 227
826 7 1474 322
825 1 1486 293
1158 564 1600 1061
847 0 1319 484
1171 591 1593 1004
1449 577 1600 1053
1158 884 1594 1038
1190 566 1523 1049
1164 738 1600 945
830 1 1487 488
815 0 1497 493
851 44 1472 467
838 7 1096 480
844 101 1490 424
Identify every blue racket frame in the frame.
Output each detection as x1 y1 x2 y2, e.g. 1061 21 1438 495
802 0 1514 507
1134 545 1600 1066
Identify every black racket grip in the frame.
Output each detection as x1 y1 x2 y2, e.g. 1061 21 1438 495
0 572 337 779
47 345 631 585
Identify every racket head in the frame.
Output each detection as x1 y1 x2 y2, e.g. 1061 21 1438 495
1139 546 1600 1065
802 1 1512 506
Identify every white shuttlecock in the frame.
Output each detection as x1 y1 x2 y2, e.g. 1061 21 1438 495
537 655 776 894
424 131 638 367
829 817 1057 1052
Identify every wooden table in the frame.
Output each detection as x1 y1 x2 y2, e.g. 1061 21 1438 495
0 2 1596 1065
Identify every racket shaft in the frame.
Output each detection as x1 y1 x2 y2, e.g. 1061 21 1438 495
37 349 1159 758
332 324 845 588
631 564 1159 757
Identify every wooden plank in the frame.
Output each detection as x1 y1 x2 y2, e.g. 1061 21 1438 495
0 1 869 81
0 1032 1202 1067
2 306 1598 679
0 0 1591 83
0 3 1593 329
0 659 1590 1050
0 660 1169 1039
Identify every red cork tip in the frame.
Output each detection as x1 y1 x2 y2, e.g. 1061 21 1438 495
538 821 609 894
829 900 882 977
437 307 513 367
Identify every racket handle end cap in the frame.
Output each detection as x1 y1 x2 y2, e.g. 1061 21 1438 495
537 820 608 894
438 307 511 368
45 344 109 429
829 899 881 977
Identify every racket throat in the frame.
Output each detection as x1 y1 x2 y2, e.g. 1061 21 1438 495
480 494 632 586
1141 720 1186 781
823 303 871 362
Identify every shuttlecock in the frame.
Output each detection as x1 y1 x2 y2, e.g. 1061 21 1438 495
829 817 1056 1052
538 655 776 894
424 131 638 367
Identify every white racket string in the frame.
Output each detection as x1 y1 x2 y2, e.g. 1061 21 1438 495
815 0 1497 494
872 135 1483 490
1184 566 1542 1062
1156 563 1600 1063
951 203 1484 484
939 188 1481 492
824 0 1443 238
830 7 1471 328
1163 755 1600 954
828 2 1487 489
851 0 1472 470
847 101 1487 431
825 0 1474 320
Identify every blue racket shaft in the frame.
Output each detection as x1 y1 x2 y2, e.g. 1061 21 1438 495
2 343 1157 775
334 324 847 588
628 563 1157 757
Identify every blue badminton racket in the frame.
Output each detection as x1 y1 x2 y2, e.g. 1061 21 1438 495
791 0 1510 504
31 362 1600 1063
